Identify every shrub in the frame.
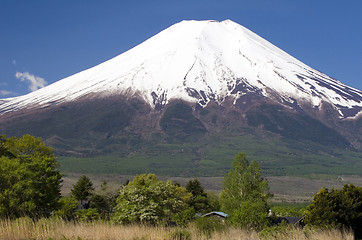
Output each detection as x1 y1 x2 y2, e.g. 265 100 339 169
194 217 226 238
172 208 196 227
76 208 99 222
259 221 292 239
169 229 191 240
53 197 78 220
112 174 191 225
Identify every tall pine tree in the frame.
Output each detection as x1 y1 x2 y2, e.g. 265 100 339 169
71 175 94 207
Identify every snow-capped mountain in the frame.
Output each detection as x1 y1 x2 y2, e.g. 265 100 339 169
1 19 361 118
1 20 362 176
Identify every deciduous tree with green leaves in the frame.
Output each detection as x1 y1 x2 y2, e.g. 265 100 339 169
0 134 62 218
219 153 270 229
305 184 362 239
112 174 191 225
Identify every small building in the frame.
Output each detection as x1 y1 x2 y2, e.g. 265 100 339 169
273 216 305 228
201 211 228 221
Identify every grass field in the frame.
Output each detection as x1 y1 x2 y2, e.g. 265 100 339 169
0 218 354 240
57 132 362 179
57 130 362 203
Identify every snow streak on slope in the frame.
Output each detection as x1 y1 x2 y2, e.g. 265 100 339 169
1 20 361 117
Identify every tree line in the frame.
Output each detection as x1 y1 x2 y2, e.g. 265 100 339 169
0 134 361 238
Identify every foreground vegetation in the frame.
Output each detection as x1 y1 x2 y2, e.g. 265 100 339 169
1 135 361 239
0 217 354 240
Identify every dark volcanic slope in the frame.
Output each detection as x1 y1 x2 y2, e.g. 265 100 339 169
1 94 361 177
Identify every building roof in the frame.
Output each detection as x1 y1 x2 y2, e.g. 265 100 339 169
201 211 228 218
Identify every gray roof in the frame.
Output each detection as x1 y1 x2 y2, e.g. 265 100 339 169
202 211 228 218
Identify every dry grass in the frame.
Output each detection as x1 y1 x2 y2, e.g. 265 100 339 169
259 226 354 240
0 218 354 240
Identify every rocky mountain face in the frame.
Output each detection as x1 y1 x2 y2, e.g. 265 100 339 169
0 20 361 176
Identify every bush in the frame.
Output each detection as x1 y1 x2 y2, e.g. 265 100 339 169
259 222 292 239
172 208 196 227
112 174 191 225
76 208 99 222
169 229 191 240
194 217 226 238
53 197 78 220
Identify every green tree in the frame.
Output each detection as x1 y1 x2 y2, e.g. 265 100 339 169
0 134 62 218
207 191 221 212
219 153 269 229
70 175 94 205
5 134 54 157
186 179 213 214
75 208 100 222
112 174 191 225
0 135 14 158
90 195 108 217
89 181 118 220
305 184 362 238
53 197 78 220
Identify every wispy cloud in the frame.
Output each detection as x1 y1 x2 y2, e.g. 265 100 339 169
15 72 47 91
12 60 16 65
0 90 17 96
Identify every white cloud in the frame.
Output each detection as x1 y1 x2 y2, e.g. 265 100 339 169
0 90 16 96
15 72 48 92
12 60 16 65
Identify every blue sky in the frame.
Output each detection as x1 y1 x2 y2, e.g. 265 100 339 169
1 0 361 97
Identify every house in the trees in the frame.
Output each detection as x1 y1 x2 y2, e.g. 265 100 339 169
272 216 305 228
201 211 228 221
